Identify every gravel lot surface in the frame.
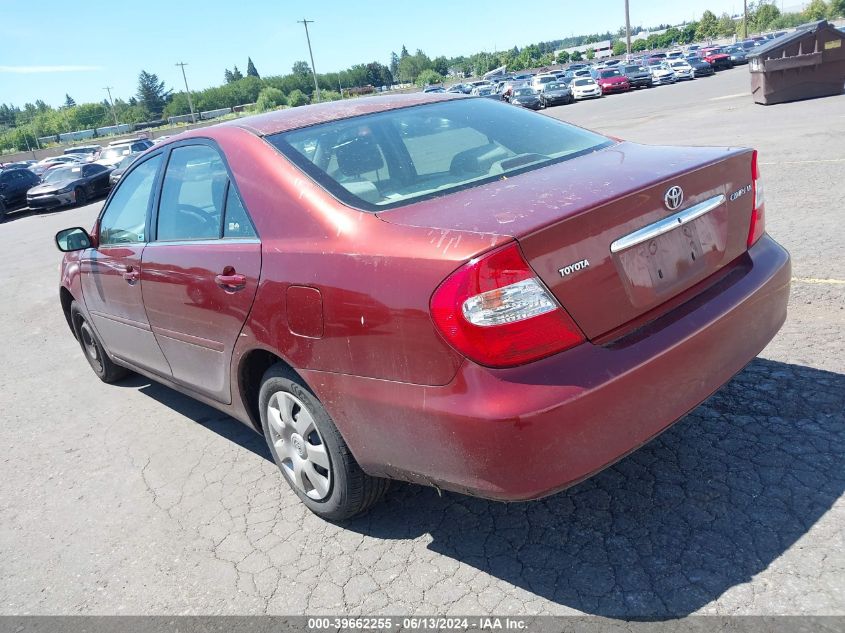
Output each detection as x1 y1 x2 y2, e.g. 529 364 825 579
1 67 842 617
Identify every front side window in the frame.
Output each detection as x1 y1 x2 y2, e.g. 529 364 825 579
99 154 162 245
157 145 227 241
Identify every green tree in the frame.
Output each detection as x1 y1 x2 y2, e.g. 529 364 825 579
287 89 309 107
717 13 736 37
246 57 260 78
432 55 449 76
556 50 571 64
415 69 443 86
255 87 287 111
570 50 584 61
231 66 244 81
63 94 76 108
292 61 311 77
632 39 649 52
400 45 409 58
136 70 171 118
612 40 627 56
389 51 399 78
829 0 845 17
804 0 829 20
224 69 235 84
696 10 719 40
754 2 781 30
585 48 596 60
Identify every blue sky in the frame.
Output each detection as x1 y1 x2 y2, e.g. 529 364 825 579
1 0 744 108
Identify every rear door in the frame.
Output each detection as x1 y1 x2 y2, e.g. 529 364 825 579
140 142 261 403
80 153 172 376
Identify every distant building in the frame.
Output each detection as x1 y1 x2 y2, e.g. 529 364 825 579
555 40 613 59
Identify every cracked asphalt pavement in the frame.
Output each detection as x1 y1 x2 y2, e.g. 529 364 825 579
0 68 843 617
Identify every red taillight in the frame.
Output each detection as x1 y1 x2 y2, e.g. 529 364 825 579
747 149 766 247
430 242 586 368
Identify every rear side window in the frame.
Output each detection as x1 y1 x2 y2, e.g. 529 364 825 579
157 145 227 241
223 186 257 238
269 99 610 211
99 155 162 245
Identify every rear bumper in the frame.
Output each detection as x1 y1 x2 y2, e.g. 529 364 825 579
304 235 790 501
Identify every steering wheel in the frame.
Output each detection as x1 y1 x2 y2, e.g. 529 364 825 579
175 204 210 224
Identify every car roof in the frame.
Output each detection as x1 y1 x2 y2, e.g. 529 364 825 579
222 92 465 137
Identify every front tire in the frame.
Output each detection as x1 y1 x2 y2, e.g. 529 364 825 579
70 301 129 383
259 364 389 521
74 187 87 207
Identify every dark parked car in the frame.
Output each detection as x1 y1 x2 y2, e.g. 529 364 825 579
27 163 111 209
509 87 542 109
55 94 789 520
725 45 749 65
538 82 573 106
0 167 40 221
64 145 102 162
622 65 654 88
686 55 716 77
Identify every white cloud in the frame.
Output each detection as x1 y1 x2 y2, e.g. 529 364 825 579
0 65 103 74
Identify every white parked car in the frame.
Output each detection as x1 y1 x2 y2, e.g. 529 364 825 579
649 63 677 85
530 74 558 91
570 77 602 100
668 59 695 80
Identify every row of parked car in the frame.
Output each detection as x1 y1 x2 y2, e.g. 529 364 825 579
424 37 779 109
0 136 159 221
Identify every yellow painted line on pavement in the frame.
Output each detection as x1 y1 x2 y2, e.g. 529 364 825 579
792 277 845 285
760 158 845 165
709 93 748 100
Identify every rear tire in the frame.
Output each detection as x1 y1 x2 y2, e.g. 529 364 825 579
258 363 389 521
0 199 6 223
70 301 129 383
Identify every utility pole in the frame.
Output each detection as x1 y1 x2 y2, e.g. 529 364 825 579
175 62 197 123
625 0 632 56
297 18 321 103
743 0 748 39
103 86 119 126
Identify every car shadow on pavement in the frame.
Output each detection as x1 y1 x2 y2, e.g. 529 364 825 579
344 357 845 617
122 357 844 617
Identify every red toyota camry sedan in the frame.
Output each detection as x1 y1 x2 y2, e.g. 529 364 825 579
55 94 790 520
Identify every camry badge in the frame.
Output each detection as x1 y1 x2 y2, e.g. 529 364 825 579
559 259 590 277
664 186 684 211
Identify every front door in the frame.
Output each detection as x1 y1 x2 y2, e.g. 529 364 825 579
140 143 260 403
80 153 172 376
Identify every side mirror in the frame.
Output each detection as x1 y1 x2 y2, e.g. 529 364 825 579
55 227 92 252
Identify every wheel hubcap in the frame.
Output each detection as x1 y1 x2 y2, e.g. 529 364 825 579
266 391 331 500
79 321 102 372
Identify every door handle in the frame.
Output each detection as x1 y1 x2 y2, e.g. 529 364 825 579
215 272 247 290
122 266 140 283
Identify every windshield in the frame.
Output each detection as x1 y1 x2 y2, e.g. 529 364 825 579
545 83 565 91
624 66 642 73
269 99 610 211
513 88 535 96
44 166 81 183
599 70 622 78
573 78 594 86
100 146 131 160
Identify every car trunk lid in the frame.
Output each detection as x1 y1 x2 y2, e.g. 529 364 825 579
379 141 756 340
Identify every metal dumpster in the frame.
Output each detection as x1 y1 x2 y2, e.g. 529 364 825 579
748 20 845 105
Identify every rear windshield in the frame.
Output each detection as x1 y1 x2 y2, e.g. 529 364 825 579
268 99 611 211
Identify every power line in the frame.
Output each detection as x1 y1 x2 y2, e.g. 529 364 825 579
175 62 197 123
297 18 321 103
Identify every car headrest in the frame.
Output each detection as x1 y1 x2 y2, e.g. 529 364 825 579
335 135 384 177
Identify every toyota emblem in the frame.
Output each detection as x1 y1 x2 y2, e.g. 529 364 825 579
664 186 684 211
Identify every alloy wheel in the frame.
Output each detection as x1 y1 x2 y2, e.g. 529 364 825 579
266 390 332 500
78 320 103 373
